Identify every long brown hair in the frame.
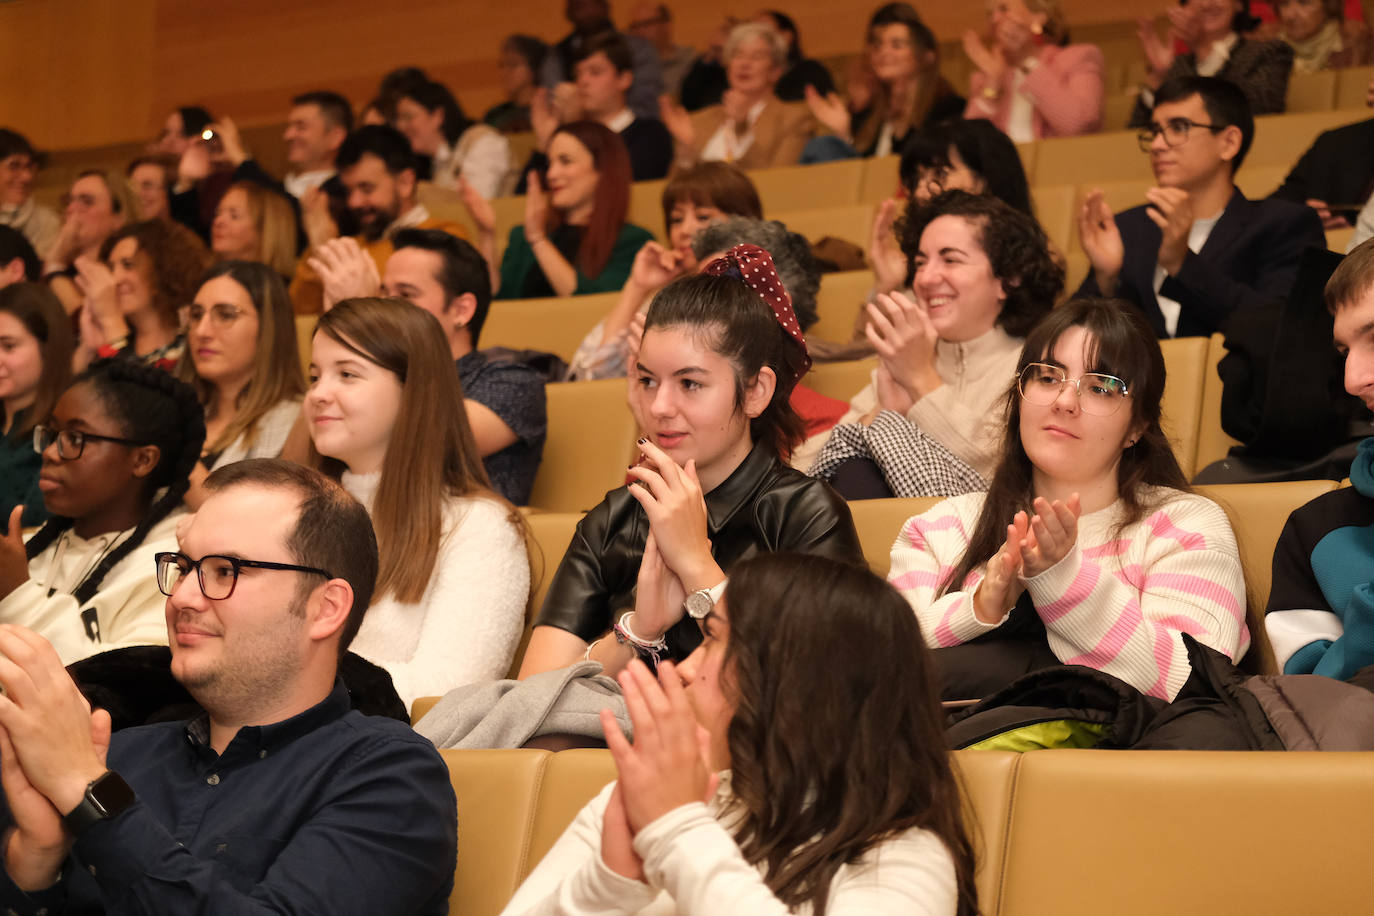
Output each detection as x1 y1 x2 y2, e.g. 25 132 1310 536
310 297 503 603
942 298 1189 596
852 4 950 153
722 553 979 916
177 261 305 455
546 121 633 279
219 182 299 278
0 283 72 438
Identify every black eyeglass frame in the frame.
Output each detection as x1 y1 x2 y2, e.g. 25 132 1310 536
155 551 335 600
1136 117 1225 152
33 424 147 460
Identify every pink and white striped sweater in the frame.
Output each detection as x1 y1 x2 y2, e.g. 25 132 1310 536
888 489 1250 700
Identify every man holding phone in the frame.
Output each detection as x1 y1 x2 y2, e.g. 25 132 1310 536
1269 74 1374 232
1074 75 1323 338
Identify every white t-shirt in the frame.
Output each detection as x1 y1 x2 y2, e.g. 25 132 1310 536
1152 210 1222 337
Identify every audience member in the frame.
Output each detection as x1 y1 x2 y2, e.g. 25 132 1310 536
754 9 838 101
1130 0 1294 126
541 0 665 120
0 129 59 258
1269 106 1374 231
1270 0 1370 71
42 170 134 315
485 122 653 299
177 261 304 508
76 219 212 372
1267 239 1374 679
283 90 358 238
150 105 213 157
308 228 549 504
800 191 1063 496
678 15 738 111
290 124 468 314
485 36 548 134
125 155 174 222
804 3 965 161
0 226 40 288
307 298 529 707
166 114 275 242
567 162 763 380
869 118 1036 298
1077 76 1323 338
0 358 202 664
210 181 300 279
503 554 976 916
518 246 863 678
0 282 72 526
659 22 814 171
395 79 512 199
889 298 1248 701
627 3 698 101
0 458 457 913
963 0 1105 140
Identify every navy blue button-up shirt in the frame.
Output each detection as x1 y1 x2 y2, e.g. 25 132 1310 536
0 680 456 914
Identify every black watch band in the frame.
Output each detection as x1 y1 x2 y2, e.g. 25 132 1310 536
62 771 136 837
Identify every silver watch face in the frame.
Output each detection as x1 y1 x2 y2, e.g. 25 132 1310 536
685 590 712 619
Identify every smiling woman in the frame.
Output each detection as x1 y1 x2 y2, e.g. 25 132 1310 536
888 299 1248 701
0 358 204 666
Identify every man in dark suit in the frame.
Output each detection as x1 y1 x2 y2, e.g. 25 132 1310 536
1269 116 1374 231
1076 76 1324 339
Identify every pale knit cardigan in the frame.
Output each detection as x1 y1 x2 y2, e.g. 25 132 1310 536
888 488 1249 700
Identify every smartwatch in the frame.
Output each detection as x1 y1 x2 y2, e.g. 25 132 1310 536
683 579 727 619
63 771 136 837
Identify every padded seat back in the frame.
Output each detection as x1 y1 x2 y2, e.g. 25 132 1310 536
522 748 620 880
1158 336 1209 478
811 270 874 343
750 160 865 212
527 380 637 512
773 203 875 250
480 292 620 364
804 357 876 404
512 511 585 675
846 496 942 577
951 750 1021 916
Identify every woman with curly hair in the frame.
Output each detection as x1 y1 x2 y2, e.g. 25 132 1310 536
73 219 212 372
798 190 1065 499
504 553 977 915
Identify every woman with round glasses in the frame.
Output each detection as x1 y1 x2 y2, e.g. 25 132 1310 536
888 298 1247 701
0 358 203 665
176 261 305 508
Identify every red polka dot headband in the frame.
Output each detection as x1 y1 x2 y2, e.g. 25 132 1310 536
703 244 812 382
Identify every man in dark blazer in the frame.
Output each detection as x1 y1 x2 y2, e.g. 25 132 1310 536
1269 116 1374 231
1076 76 1324 339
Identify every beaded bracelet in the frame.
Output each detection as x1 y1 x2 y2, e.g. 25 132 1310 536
613 611 667 668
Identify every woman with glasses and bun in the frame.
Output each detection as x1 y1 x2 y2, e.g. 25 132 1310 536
889 298 1247 702
177 261 304 508
0 358 204 665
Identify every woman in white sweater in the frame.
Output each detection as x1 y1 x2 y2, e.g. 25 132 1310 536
798 190 1065 497
503 552 976 916
888 299 1248 701
305 296 528 709
0 358 204 665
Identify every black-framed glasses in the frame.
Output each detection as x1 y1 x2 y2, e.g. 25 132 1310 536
1137 117 1225 152
1017 363 1131 416
33 425 146 460
155 551 334 600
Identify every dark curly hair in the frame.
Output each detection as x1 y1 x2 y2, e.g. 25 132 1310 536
100 219 212 333
899 189 1063 338
26 358 206 605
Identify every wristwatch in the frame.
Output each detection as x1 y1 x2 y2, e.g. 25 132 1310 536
63 771 136 837
683 580 727 619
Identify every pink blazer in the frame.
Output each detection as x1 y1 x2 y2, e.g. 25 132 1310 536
964 43 1105 139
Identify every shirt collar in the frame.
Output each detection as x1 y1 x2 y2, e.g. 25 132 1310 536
702 441 777 533
385 203 431 239
185 679 352 759
605 108 636 133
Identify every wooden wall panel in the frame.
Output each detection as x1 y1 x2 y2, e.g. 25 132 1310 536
4 0 1164 153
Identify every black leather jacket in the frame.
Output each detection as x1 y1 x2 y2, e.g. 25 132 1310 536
535 443 863 660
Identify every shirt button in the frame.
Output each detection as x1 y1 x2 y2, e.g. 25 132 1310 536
206 774 220 786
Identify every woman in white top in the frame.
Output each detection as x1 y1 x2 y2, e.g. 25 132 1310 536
503 552 976 916
395 78 512 200
177 261 304 508
305 296 528 709
0 358 203 665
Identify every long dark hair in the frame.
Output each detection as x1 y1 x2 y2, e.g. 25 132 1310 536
547 121 633 279
26 359 205 604
398 79 474 146
0 283 72 438
900 119 1035 218
722 553 978 916
900 190 1063 338
644 272 807 459
942 299 1189 596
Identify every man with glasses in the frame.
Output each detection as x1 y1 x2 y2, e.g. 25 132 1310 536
1075 75 1323 338
0 459 457 914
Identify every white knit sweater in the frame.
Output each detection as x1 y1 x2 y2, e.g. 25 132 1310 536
343 472 529 708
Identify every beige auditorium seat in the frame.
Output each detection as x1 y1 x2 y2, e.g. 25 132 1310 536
294 314 316 377
627 178 669 239
1158 336 1209 478
1031 184 1076 255
479 292 619 364
527 379 638 513
811 270 874 343
1035 129 1149 187
858 154 901 204
1335 65 1374 109
522 748 619 880
1195 332 1240 472
1285 68 1337 113
1247 108 1371 171
1233 163 1289 201
953 750 1022 916
804 356 877 403
846 496 941 577
750 159 866 212
773 203 875 250
1100 89 1140 133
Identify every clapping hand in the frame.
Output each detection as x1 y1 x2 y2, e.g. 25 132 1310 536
0 506 29 601
1144 187 1194 276
1078 189 1124 293
868 197 908 294
625 439 716 591
864 290 941 402
1018 494 1081 578
306 238 380 312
